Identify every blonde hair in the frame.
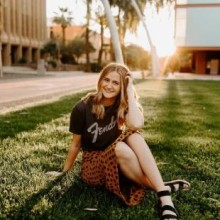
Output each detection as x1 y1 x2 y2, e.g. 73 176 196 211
83 63 141 126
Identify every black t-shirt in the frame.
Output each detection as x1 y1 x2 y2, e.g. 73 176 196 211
69 98 122 151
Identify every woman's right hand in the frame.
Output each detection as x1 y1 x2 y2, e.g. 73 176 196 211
126 73 134 96
46 171 65 177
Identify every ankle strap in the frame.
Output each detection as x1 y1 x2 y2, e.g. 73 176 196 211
157 190 171 198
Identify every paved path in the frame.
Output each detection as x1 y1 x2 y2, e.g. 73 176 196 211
0 70 219 114
0 71 99 113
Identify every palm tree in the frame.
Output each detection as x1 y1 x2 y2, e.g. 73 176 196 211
52 7 73 46
107 0 175 76
109 0 148 51
85 0 91 72
130 0 159 77
96 13 105 65
101 0 124 63
95 4 109 66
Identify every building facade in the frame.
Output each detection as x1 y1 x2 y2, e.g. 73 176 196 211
174 0 220 74
0 0 47 66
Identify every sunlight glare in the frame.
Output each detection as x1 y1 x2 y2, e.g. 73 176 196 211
125 4 176 58
155 34 176 57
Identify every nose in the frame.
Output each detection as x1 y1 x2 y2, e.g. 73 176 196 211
106 81 112 89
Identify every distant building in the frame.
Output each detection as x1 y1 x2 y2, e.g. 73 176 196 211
0 0 47 66
174 0 220 74
48 24 85 42
48 23 111 64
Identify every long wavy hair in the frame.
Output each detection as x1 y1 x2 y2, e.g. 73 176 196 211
83 63 141 127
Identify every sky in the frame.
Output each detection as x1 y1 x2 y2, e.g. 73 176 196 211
46 0 86 25
46 0 175 57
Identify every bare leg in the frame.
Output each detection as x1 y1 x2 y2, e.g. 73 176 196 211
125 133 164 189
115 141 154 188
115 137 167 192
115 133 177 218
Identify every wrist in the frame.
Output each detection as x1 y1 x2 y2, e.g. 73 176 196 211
127 94 136 104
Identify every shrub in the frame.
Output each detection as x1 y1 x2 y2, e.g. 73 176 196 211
17 57 27 64
48 60 57 68
90 63 102 72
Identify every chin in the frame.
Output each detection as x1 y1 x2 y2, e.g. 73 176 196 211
102 92 115 99
103 95 115 99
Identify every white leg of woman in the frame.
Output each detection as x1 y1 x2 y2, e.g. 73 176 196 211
122 132 177 218
115 141 154 188
124 132 166 191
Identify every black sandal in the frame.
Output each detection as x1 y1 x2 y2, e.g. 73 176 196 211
157 190 178 220
164 180 190 193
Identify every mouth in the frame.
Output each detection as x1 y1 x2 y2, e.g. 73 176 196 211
103 89 114 93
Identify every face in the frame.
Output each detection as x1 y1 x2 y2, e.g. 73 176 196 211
100 71 121 105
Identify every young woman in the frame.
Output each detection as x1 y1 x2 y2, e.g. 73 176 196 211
47 63 190 219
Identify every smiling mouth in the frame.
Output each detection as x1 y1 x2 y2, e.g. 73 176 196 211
104 89 114 93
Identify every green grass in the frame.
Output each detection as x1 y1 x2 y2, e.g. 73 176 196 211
0 80 219 219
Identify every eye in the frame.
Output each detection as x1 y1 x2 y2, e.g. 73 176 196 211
103 77 110 82
113 81 119 86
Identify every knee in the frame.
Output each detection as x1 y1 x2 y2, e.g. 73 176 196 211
115 142 133 161
127 132 146 143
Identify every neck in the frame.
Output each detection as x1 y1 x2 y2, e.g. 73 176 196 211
102 98 116 106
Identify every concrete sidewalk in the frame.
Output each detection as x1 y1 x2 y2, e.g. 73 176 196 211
0 71 99 114
0 69 219 114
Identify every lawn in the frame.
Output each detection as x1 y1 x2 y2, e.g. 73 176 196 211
0 80 219 220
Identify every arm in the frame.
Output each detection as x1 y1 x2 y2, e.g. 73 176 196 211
125 76 144 130
63 134 82 173
46 133 82 177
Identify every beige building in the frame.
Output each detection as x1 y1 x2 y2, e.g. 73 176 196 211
0 0 47 66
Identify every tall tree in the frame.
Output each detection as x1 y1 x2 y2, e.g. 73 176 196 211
69 37 95 63
130 0 159 77
101 0 124 63
52 7 73 46
95 5 108 66
108 0 174 75
97 15 105 65
109 0 148 49
85 0 91 71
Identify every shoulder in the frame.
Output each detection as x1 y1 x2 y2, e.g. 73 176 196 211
73 97 93 112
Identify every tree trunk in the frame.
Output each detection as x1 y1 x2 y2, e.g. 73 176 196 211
130 0 159 77
85 0 90 72
98 17 104 66
117 10 125 61
101 0 124 64
62 26 66 46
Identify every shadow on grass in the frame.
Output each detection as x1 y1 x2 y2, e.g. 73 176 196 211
30 186 157 220
7 173 158 219
7 175 131 220
6 175 107 219
0 92 87 140
7 175 65 219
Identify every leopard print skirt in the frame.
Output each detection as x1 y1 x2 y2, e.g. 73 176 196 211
81 130 146 206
